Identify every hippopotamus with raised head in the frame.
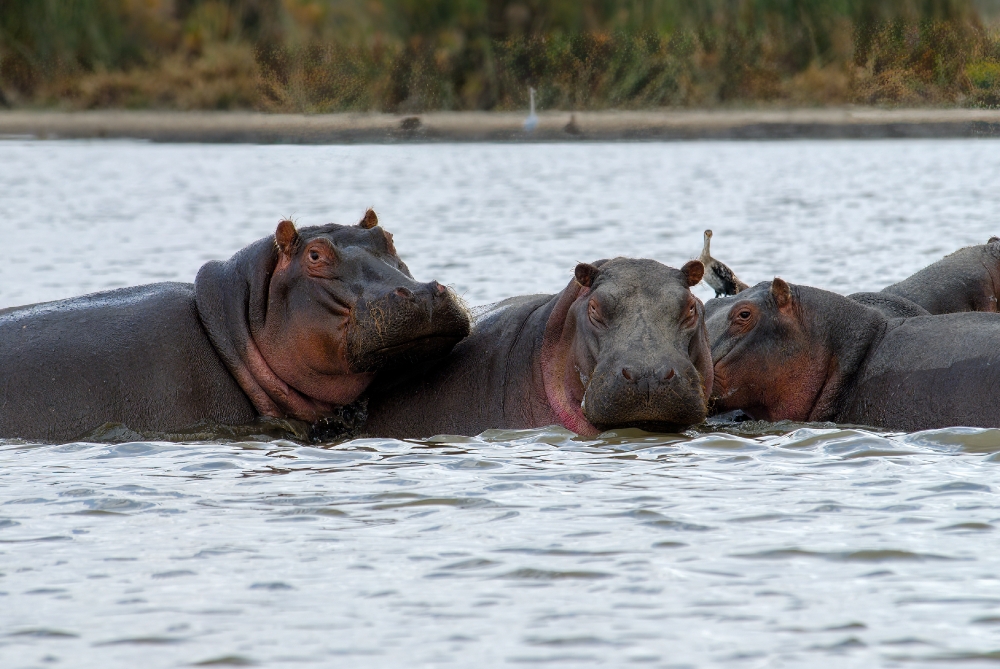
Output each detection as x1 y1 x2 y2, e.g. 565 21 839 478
707 279 1000 431
878 237 1000 314
362 258 713 438
0 210 471 442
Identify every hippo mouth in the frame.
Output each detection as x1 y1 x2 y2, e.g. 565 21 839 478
350 330 469 392
365 333 466 365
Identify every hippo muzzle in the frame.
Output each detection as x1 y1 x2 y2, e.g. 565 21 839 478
582 350 708 432
347 280 471 376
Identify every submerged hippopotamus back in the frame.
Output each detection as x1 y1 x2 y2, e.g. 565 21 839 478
363 258 713 438
0 210 470 442
706 279 1000 431
879 237 1000 314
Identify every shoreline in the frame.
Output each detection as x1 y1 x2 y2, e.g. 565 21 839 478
2 108 1000 143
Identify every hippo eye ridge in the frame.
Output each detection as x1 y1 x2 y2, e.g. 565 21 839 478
588 298 605 326
730 305 756 332
682 299 698 326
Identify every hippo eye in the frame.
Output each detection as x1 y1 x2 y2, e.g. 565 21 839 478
588 299 604 326
738 309 751 319
309 250 320 262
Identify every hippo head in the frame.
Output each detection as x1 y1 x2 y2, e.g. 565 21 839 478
541 258 713 435
706 278 878 422
195 210 471 423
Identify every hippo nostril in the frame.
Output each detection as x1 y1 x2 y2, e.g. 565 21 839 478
431 281 447 296
395 287 414 299
621 368 634 381
662 368 676 382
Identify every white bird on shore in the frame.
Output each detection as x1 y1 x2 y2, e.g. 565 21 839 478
523 87 538 132
700 229 750 298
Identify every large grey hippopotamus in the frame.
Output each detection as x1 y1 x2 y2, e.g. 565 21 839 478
706 279 1000 431
362 258 714 438
0 211 471 442
850 237 1000 317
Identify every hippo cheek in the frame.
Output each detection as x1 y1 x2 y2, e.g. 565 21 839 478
346 284 471 375
581 359 708 433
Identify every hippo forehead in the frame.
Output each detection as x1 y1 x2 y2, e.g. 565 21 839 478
297 222 412 280
704 282 774 342
591 258 691 313
297 223 397 256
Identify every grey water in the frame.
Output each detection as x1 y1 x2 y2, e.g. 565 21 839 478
2 138 1000 668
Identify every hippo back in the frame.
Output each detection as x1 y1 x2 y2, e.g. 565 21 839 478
0 283 255 442
839 312 1000 431
848 292 930 318
881 240 1000 314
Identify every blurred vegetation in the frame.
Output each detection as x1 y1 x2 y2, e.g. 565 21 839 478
1 0 999 110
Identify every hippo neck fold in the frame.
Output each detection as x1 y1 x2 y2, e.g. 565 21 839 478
194 237 337 424
539 284 601 437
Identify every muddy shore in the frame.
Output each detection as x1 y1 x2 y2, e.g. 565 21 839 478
1 108 999 143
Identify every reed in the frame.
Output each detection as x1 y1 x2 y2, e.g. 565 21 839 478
1 0 998 109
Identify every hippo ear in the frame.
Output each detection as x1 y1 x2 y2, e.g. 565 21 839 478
680 260 705 288
358 208 378 229
575 263 600 288
275 220 299 256
771 278 792 309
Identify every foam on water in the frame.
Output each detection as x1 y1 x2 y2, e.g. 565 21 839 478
2 139 1000 668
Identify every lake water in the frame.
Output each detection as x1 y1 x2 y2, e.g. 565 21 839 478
2 138 1000 667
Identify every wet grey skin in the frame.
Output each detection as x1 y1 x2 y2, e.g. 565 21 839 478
363 258 714 438
877 237 1000 314
846 291 930 318
705 280 1000 432
0 214 471 443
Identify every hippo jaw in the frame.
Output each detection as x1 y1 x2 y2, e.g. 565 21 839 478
346 282 471 377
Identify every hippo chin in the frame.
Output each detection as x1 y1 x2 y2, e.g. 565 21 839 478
706 278 1000 431
0 210 470 442
362 258 713 438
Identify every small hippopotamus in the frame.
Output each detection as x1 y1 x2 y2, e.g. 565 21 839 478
707 279 1000 431
878 237 1000 314
362 258 714 438
0 211 471 442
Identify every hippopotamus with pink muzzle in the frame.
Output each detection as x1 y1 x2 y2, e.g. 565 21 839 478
707 278 1000 431
362 258 714 438
0 210 471 442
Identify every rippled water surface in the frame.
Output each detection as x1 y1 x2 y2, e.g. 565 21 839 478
3 138 1000 667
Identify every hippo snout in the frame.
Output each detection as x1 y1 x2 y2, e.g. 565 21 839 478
584 358 708 432
346 282 471 375
392 281 447 302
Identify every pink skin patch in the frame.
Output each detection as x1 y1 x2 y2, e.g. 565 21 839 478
540 283 600 437
242 334 372 424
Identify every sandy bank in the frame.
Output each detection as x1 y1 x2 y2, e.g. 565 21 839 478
1 108 999 143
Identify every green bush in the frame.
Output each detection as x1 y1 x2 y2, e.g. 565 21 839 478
1 0 998 109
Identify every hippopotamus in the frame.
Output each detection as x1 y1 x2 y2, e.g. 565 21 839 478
362 258 714 438
877 237 1000 314
0 210 471 442
707 279 1000 431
